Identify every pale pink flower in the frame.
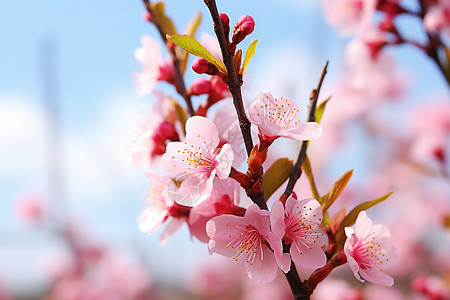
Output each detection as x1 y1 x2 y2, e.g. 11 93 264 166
271 197 327 269
138 173 189 244
424 0 450 37
162 116 234 206
321 0 376 36
130 91 181 167
134 35 175 96
248 91 322 142
15 192 44 222
206 204 290 283
312 278 361 300
344 211 396 286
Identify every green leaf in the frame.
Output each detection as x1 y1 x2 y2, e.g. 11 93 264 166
315 96 331 124
263 158 293 200
167 34 227 74
334 192 393 249
322 170 353 213
171 98 187 135
302 156 320 200
241 39 258 74
179 12 202 74
151 2 177 36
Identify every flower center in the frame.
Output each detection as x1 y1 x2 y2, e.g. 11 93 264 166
226 225 265 265
261 96 300 128
352 232 387 271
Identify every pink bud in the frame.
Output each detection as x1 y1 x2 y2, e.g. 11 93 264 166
189 77 212 95
220 13 230 38
232 15 255 46
236 15 255 35
142 12 153 23
192 58 210 74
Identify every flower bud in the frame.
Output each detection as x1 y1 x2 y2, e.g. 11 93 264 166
189 77 212 95
192 58 210 74
220 13 230 39
142 12 153 23
232 15 255 45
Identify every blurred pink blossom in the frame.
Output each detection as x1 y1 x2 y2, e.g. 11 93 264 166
424 0 450 37
15 191 44 222
134 35 175 96
321 0 376 36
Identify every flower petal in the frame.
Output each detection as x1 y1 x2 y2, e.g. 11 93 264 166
215 143 234 179
185 116 220 150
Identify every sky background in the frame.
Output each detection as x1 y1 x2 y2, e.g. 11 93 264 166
0 0 448 297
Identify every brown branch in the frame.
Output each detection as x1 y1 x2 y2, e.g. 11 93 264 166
283 61 329 198
142 0 195 116
203 0 254 156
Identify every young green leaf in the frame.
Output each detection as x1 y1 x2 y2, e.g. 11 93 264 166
263 158 293 200
315 96 331 124
334 191 393 250
151 2 177 36
167 34 227 74
322 169 353 213
241 39 258 74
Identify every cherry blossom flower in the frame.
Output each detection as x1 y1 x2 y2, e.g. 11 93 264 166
247 91 322 142
130 91 181 167
424 0 450 37
271 197 327 269
162 116 234 206
206 204 290 283
138 173 190 244
134 35 175 96
321 0 376 36
344 211 396 286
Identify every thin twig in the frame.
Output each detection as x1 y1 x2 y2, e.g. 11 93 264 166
203 0 254 156
142 0 195 116
283 61 329 197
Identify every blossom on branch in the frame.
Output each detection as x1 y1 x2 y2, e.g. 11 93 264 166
162 116 234 206
206 204 290 283
271 197 327 269
248 91 322 142
344 211 397 286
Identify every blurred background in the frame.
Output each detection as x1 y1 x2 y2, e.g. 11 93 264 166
1 0 449 299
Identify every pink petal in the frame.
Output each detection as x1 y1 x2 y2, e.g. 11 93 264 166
175 172 215 206
208 239 236 258
215 143 234 179
137 208 166 235
247 91 275 127
245 204 271 236
206 214 249 242
185 116 219 150
246 246 278 283
290 240 327 269
160 218 184 245
285 122 322 140
346 253 365 283
267 232 291 273
269 201 286 239
359 268 394 287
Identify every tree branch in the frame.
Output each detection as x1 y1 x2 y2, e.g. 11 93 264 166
203 0 254 156
142 0 195 116
283 61 329 198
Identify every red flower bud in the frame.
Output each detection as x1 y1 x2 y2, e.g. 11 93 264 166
189 77 212 95
192 58 211 74
220 13 230 39
232 15 255 46
142 12 153 23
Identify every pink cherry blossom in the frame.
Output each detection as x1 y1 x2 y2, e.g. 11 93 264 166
138 173 189 244
134 35 175 96
162 116 234 206
247 91 322 142
321 0 376 36
424 0 450 37
271 197 327 269
344 211 396 286
206 204 290 283
130 91 181 167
